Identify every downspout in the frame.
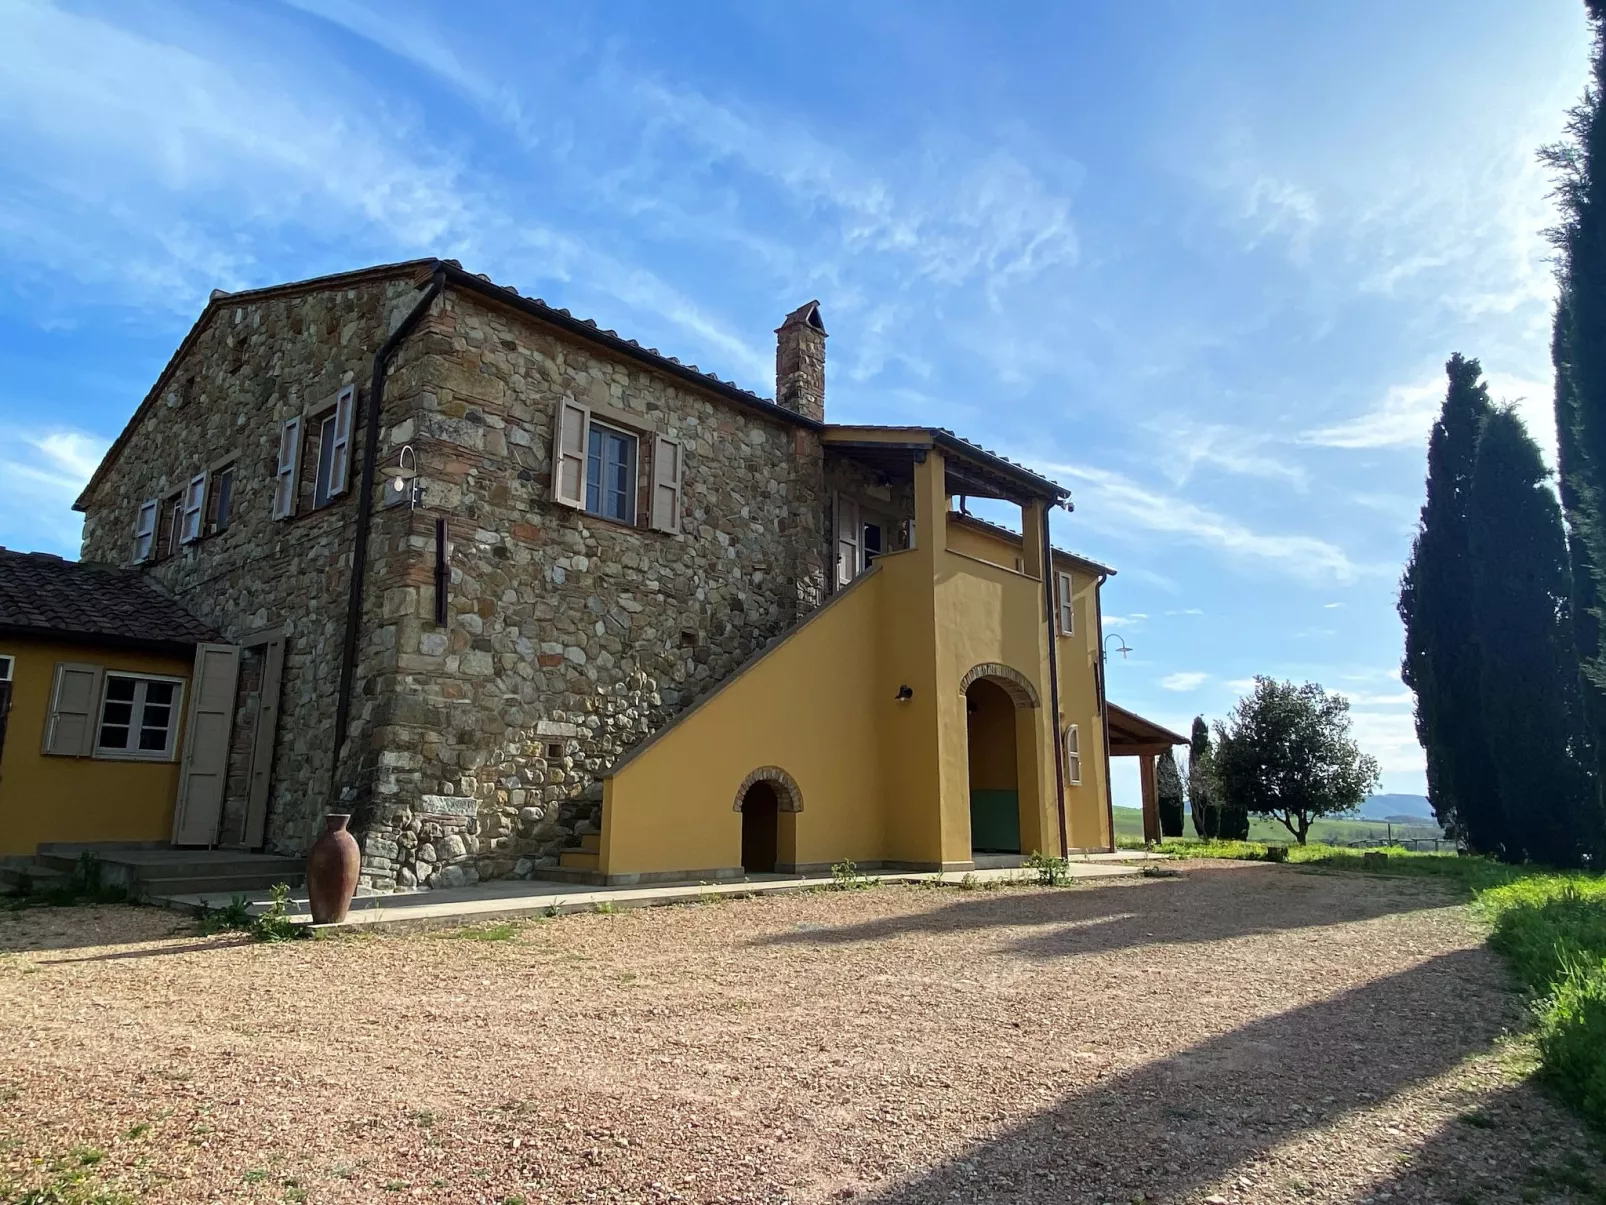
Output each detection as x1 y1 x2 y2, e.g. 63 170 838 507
1041 503 1069 857
329 266 447 818
1094 571 1116 851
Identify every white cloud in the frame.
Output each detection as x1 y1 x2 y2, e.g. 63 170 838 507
1161 671 1209 692
1164 607 1205 617
0 428 107 554
1101 612 1148 629
1152 417 1308 489
1040 461 1376 584
1323 602 1344 609
1223 678 1258 693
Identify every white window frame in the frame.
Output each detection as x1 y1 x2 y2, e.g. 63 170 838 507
1057 570 1075 636
93 672 186 762
133 499 158 563
1064 724 1082 786
0 654 12 682
313 409 341 509
180 472 207 544
835 494 861 586
207 460 236 536
273 416 301 520
585 419 639 524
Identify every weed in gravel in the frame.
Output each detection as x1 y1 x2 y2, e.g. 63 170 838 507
1024 851 1069 886
1 1156 133 1204
243 1169 268 1183
830 860 875 890
196 894 252 936
543 904 560 918
382 1179 406 1192
120 1124 147 1141
501 1196 527 1205
410 1109 437 1128
593 901 618 915
251 884 301 943
448 921 518 942
958 873 979 891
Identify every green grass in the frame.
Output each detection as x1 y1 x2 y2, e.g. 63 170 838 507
1171 839 1606 1135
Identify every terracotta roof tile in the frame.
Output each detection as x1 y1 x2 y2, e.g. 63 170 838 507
0 550 216 647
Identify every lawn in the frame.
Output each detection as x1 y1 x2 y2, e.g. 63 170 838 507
2 863 1603 1203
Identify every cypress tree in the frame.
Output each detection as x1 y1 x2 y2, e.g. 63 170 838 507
1399 354 1498 845
1467 407 1605 866
1543 2 1606 802
1187 717 1218 839
1156 748 1185 838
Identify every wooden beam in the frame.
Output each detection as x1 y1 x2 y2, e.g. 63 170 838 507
1139 752 1161 845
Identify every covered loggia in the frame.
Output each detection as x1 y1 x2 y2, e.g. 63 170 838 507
1107 703 1190 843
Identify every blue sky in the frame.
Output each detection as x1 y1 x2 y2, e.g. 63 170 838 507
0 0 1589 801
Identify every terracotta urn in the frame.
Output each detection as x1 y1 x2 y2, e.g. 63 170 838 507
306 812 360 924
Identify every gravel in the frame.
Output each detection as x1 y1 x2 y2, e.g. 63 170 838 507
1 861 1602 1204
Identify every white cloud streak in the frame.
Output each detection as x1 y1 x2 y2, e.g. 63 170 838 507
0 428 107 554
1161 671 1209 692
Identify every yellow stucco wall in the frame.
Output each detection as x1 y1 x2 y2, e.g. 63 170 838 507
600 449 1109 881
0 640 192 856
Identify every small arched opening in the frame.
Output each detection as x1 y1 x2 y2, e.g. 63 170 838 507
734 767 802 875
966 677 1022 854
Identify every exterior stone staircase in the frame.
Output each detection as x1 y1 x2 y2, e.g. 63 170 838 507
0 842 305 902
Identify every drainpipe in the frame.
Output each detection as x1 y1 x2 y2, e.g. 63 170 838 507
1041 503 1069 857
1094 571 1115 852
329 265 447 819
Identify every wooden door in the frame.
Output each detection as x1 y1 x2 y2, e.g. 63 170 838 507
172 643 240 847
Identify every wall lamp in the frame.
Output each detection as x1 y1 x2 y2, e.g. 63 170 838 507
381 444 423 510
1102 634 1132 664
895 685 914 702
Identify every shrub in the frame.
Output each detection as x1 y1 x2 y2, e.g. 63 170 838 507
1024 850 1069 886
251 883 300 943
1534 958 1606 1132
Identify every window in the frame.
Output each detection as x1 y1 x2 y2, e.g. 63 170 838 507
95 673 183 760
862 520 885 568
586 421 637 523
1064 724 1082 786
133 500 157 563
273 416 301 519
0 655 11 681
835 495 860 586
206 463 235 536
156 492 184 561
313 409 341 508
1057 570 1075 636
180 472 206 544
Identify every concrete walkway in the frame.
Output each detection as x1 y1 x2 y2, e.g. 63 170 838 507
162 853 1165 933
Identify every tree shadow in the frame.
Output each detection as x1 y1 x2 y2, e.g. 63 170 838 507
758 864 1456 963
0 903 197 955
856 948 1566 1204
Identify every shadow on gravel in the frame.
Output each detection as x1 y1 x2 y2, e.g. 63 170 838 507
757 864 1452 962
860 948 1593 1205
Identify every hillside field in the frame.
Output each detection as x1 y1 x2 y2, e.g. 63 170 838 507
1109 805 1444 847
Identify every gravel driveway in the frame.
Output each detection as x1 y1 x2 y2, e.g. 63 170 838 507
1 862 1601 1204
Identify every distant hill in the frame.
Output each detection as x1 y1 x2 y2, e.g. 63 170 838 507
1355 794 1435 822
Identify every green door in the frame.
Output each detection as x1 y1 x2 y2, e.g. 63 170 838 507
970 789 1021 853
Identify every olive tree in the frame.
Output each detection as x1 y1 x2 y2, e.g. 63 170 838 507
1212 677 1380 844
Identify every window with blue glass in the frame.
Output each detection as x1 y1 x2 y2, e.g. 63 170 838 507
585 422 638 523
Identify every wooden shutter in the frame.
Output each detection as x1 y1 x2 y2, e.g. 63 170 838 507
1057 571 1075 635
241 632 285 850
273 417 301 519
180 472 207 544
650 436 682 533
835 495 861 586
172 643 240 847
327 384 356 497
552 400 590 509
42 662 103 757
133 500 157 563
1065 724 1082 785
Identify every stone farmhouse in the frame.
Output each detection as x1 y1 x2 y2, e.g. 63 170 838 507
42 258 1184 892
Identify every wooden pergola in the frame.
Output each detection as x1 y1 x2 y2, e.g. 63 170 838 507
1107 703 1190 844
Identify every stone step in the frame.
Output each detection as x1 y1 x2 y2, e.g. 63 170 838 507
579 832 601 853
138 871 305 898
558 849 599 871
524 864 606 886
0 862 67 894
35 852 304 880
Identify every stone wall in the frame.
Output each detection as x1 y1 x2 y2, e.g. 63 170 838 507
350 288 831 889
78 270 433 856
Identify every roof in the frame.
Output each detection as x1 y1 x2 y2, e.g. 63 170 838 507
77 258 824 511
1106 703 1190 751
824 426 1072 504
0 549 216 651
946 510 1117 577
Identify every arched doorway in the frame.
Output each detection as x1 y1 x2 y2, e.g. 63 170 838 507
966 677 1020 854
740 780 780 873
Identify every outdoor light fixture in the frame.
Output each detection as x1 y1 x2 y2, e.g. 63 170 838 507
1102 634 1132 663
381 444 422 510
895 685 914 701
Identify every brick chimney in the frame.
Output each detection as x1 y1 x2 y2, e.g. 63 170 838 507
775 301 826 422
